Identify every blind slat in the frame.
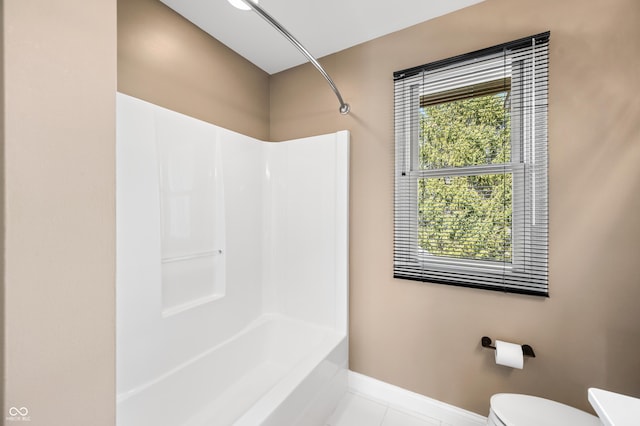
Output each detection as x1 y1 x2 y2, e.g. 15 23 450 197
394 32 550 296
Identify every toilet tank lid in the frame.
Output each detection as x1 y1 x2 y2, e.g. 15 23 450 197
491 394 601 426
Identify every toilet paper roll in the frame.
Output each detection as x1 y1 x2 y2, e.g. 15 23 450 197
495 340 524 369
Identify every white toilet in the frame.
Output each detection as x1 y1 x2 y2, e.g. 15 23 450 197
487 393 601 426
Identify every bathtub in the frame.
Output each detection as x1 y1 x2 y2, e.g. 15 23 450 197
117 315 347 426
116 94 349 426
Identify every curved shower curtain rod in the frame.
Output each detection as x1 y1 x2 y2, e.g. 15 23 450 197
239 0 350 115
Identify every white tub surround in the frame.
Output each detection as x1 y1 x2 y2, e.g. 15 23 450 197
116 93 349 426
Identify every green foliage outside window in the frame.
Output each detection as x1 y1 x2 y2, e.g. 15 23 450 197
418 91 512 262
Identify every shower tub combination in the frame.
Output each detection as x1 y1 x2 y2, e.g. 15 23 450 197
116 93 349 425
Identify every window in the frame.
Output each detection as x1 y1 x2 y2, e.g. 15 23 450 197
394 32 549 296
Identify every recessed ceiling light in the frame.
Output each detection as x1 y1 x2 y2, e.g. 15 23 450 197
227 0 256 11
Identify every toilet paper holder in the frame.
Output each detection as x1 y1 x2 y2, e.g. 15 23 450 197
481 336 536 358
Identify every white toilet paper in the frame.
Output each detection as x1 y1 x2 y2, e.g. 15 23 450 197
495 340 524 369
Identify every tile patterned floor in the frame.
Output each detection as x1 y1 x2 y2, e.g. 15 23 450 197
326 391 452 426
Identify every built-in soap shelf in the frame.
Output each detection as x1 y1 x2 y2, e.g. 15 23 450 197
155 109 226 316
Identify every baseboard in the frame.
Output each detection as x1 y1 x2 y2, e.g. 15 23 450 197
347 371 487 426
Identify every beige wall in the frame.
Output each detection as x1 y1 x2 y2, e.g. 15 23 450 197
3 1 117 425
118 0 270 141
0 2 5 418
270 0 640 415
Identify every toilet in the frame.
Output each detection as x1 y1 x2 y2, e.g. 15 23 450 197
488 393 601 426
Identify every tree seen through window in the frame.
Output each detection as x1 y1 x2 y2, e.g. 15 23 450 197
418 89 512 262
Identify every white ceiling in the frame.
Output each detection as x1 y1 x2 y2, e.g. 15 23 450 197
159 0 485 75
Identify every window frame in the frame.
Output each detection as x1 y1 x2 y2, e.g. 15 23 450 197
397 76 522 272
393 33 549 296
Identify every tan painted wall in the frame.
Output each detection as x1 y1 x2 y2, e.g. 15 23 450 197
270 0 640 415
3 1 117 425
118 0 270 141
0 2 5 419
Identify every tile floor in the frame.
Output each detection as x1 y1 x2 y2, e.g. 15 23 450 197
326 391 454 426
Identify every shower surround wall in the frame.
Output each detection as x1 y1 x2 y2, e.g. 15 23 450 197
116 93 349 425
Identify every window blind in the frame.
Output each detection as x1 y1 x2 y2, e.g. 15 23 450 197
393 32 549 296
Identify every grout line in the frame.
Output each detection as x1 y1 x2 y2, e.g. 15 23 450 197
331 389 452 426
378 405 390 426
348 371 487 426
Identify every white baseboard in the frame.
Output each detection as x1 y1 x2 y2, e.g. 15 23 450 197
348 371 487 426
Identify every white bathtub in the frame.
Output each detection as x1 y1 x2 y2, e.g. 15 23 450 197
117 315 347 426
116 94 349 426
